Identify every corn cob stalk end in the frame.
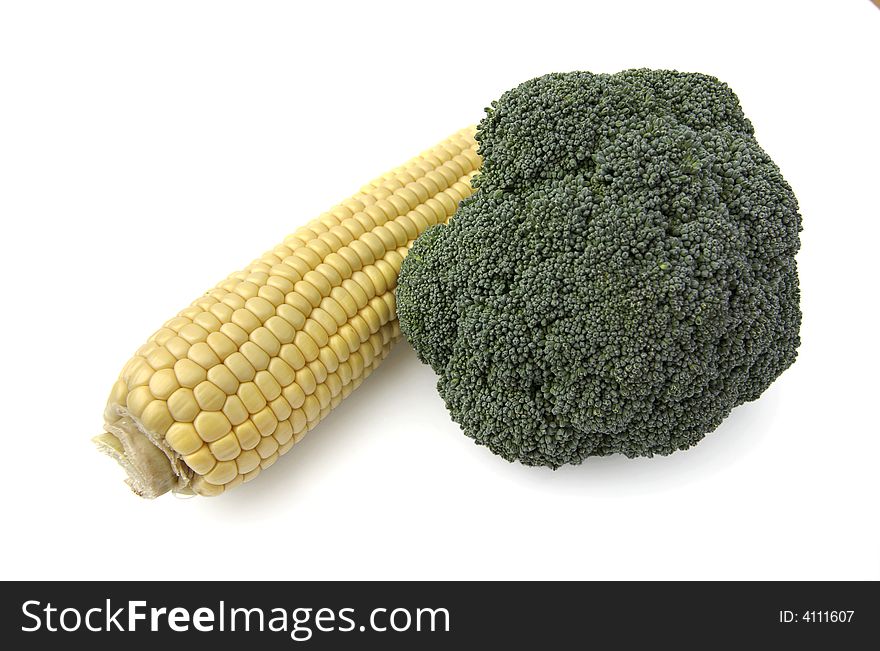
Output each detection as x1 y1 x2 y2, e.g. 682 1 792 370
93 423 182 498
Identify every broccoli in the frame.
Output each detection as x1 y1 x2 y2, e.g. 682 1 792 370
396 69 802 467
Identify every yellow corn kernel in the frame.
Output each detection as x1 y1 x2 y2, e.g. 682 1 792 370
193 411 232 443
233 420 261 451
165 422 202 456
193 380 226 411
209 432 242 462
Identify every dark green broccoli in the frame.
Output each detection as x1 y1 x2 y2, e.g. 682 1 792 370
396 69 802 467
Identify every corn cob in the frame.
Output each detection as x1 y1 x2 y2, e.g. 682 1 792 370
95 128 480 497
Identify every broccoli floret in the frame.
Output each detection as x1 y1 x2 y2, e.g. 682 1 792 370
396 69 802 467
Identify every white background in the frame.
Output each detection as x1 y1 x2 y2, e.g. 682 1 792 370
1 0 877 581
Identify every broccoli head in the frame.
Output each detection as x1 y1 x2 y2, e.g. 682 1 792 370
396 69 802 467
